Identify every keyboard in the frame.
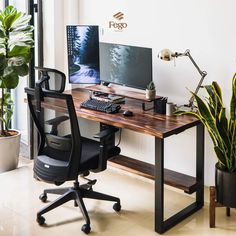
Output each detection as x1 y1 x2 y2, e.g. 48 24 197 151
81 99 121 114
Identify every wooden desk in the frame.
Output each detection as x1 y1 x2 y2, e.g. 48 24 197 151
44 88 204 234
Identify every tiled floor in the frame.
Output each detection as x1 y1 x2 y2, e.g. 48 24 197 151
0 159 236 236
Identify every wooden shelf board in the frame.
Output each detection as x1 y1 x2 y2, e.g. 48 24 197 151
108 155 198 194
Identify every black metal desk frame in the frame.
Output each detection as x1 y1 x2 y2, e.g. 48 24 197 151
155 123 204 233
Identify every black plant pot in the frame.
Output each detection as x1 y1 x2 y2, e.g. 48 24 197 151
215 163 236 208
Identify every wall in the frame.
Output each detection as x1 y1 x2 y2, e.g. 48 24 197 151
43 0 236 186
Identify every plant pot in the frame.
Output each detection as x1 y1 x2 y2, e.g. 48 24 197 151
215 163 236 208
0 130 21 173
146 89 156 100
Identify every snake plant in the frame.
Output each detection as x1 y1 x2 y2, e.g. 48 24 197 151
178 74 236 172
0 6 34 136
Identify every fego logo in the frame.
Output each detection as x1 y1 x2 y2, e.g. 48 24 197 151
109 12 128 31
113 12 124 20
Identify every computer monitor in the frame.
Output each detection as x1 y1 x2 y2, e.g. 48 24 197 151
67 25 100 84
99 42 152 89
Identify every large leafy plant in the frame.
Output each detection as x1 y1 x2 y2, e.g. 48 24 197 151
0 6 34 136
178 74 236 172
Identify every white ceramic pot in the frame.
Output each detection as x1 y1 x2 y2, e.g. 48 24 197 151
146 89 156 100
0 130 21 173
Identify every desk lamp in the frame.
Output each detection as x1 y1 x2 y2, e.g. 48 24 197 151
158 49 207 111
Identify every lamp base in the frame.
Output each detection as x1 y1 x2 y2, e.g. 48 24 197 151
177 104 197 112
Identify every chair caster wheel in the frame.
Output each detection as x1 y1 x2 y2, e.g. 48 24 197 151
37 215 45 225
81 224 91 234
39 193 47 202
113 202 121 212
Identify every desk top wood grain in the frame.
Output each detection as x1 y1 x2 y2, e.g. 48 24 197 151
44 88 200 139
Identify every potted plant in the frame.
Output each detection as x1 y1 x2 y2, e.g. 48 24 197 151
178 74 236 207
146 81 156 100
0 6 34 172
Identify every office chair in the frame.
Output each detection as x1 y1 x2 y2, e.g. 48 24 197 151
25 67 121 234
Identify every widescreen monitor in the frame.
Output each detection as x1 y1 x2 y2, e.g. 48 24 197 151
99 42 152 89
67 25 100 84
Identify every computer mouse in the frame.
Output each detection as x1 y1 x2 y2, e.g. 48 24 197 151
123 110 133 117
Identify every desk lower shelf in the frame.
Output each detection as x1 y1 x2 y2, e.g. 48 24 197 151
108 155 197 194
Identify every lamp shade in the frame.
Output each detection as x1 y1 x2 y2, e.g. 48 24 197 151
158 49 175 61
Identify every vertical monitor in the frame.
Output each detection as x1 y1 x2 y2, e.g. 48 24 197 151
67 25 100 84
99 42 152 89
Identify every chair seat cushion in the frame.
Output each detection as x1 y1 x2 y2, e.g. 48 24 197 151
35 136 120 181
34 155 68 182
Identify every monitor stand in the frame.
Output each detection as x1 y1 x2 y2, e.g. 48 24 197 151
85 84 160 102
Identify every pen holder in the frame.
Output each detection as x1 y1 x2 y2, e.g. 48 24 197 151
166 102 177 116
154 97 167 114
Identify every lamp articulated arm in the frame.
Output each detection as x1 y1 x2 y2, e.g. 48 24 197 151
160 49 207 109
188 71 207 108
175 50 207 108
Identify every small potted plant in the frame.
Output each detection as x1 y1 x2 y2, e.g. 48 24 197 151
177 74 236 208
146 81 156 100
0 6 34 172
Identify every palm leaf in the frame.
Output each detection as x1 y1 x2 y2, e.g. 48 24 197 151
214 146 227 167
216 109 230 154
206 97 216 118
179 77 236 171
230 73 236 121
212 82 223 116
230 120 236 163
205 85 216 108
212 81 222 103
193 93 219 137
205 84 222 117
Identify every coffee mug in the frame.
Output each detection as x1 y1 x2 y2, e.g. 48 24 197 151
166 102 177 116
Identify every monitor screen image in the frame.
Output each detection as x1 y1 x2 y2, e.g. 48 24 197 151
99 42 152 89
67 25 100 84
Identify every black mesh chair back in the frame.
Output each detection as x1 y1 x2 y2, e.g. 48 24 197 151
25 87 82 183
35 66 66 93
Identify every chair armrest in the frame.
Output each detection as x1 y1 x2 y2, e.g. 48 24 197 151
92 127 120 173
45 116 69 135
45 116 69 126
93 127 119 139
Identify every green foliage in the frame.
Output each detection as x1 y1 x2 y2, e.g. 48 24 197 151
0 92 13 131
146 81 155 91
0 6 34 134
177 74 236 172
